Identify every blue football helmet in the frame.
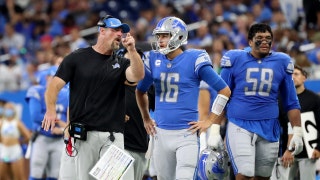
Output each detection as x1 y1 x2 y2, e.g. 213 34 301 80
152 16 188 55
198 148 229 180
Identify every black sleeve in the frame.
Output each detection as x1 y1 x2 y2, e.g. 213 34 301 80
147 84 155 111
55 53 75 83
314 94 320 150
278 96 289 156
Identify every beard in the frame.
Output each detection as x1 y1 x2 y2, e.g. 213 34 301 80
111 40 120 51
255 46 270 58
258 51 269 58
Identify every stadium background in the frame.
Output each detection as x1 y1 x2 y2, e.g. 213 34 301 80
0 0 320 165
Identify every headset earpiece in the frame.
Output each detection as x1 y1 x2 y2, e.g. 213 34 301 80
97 19 105 27
97 15 114 27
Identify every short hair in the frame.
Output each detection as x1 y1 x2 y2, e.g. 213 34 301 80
248 23 273 40
294 64 308 78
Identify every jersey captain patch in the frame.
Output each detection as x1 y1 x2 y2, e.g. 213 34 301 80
155 59 161 67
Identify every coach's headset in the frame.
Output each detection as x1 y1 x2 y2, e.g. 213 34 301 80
96 15 130 34
97 15 114 27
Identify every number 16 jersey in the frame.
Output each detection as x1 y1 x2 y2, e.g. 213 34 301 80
137 49 214 130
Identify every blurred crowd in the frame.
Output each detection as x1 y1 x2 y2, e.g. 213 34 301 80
0 0 320 93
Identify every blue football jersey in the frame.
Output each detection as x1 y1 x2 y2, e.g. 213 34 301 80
26 85 69 137
220 50 300 120
220 50 300 141
36 66 59 86
137 49 213 130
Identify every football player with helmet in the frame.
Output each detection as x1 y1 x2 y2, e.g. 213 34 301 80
136 16 231 179
150 17 188 55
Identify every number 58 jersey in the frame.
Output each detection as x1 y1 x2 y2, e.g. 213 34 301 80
220 49 300 120
137 49 213 130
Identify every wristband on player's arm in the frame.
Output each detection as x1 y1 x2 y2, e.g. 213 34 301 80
288 126 303 155
209 124 220 135
292 126 303 137
211 94 229 116
207 124 223 150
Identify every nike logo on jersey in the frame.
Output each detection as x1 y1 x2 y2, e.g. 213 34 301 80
112 63 120 69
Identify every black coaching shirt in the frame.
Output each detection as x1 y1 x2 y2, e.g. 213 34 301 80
56 47 130 133
295 89 320 158
124 84 148 152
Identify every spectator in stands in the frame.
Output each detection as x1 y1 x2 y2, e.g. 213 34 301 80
303 0 320 32
135 7 156 42
39 34 54 53
187 23 213 50
52 36 72 57
209 38 227 74
0 59 11 92
0 48 24 92
69 27 89 51
306 32 320 65
0 99 6 179
233 14 249 49
34 49 52 72
279 0 305 32
8 47 31 90
0 22 25 53
252 2 273 23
